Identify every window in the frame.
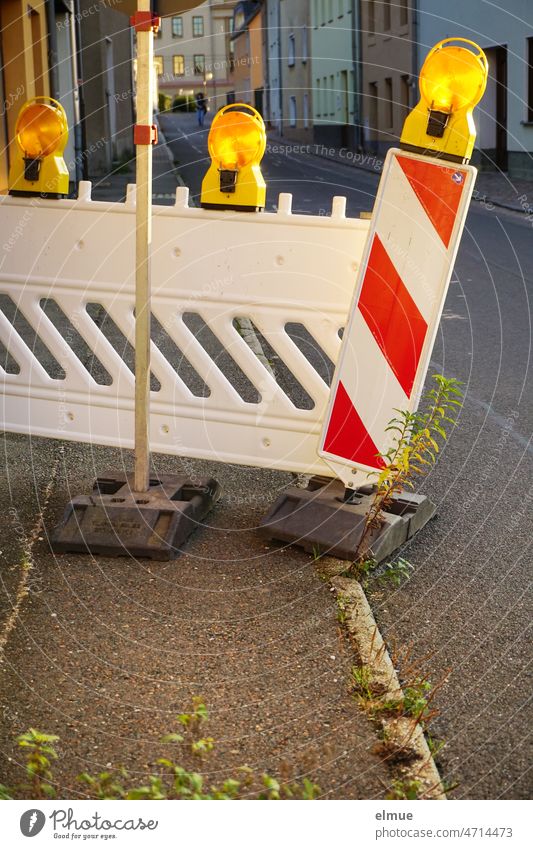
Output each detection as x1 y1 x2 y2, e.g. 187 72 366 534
316 78 321 116
173 55 185 76
288 33 296 67
154 56 164 77
303 93 309 128
328 0 333 22
384 0 391 31
330 74 335 116
194 54 206 75
29 8 44 96
193 16 204 37
368 0 375 36
401 74 410 121
338 0 343 16
528 37 533 122
289 96 297 127
302 27 308 63
369 82 378 139
400 0 409 27
385 77 393 128
171 16 183 37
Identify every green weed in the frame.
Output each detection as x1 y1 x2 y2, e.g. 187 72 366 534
1 699 320 801
351 665 377 708
353 374 463 568
385 778 422 800
15 728 59 799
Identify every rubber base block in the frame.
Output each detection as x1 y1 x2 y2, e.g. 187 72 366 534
51 473 220 561
260 476 436 563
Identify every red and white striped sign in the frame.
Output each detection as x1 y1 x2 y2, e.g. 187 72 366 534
319 148 475 484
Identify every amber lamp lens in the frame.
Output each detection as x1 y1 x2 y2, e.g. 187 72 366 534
208 111 265 170
17 103 64 158
420 46 486 113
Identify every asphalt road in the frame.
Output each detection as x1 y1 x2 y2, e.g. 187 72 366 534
159 112 533 799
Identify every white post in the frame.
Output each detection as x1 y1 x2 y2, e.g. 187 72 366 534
134 0 154 493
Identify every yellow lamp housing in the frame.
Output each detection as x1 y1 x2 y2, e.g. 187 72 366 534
9 97 69 197
401 38 488 164
201 103 266 211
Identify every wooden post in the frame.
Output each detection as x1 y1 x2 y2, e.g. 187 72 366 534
134 0 153 493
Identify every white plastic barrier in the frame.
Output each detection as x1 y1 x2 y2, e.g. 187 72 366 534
0 183 369 477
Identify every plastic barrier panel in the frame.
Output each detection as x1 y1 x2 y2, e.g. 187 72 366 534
0 184 369 477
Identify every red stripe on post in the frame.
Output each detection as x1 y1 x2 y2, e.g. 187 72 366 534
323 381 385 468
397 156 465 248
358 234 428 398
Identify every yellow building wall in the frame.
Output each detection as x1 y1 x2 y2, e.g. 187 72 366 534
0 0 50 192
249 14 264 93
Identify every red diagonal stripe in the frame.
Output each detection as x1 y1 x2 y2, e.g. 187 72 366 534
359 234 428 398
324 381 385 468
397 156 465 248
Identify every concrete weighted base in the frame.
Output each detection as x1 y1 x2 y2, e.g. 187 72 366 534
260 476 436 563
51 473 220 561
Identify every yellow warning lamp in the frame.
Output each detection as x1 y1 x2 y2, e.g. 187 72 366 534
201 104 266 211
8 97 69 197
401 38 488 163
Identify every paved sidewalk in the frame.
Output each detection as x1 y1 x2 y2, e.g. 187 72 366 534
0 436 391 799
471 170 533 213
267 132 533 215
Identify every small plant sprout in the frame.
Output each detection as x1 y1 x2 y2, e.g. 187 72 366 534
2 700 320 801
351 374 463 574
337 593 348 624
426 734 446 760
385 778 422 800
376 557 414 588
16 728 60 799
351 665 376 708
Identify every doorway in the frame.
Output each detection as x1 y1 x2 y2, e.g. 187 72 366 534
479 46 508 171
105 38 116 166
494 46 508 171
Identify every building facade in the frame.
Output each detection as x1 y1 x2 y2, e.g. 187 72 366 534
0 0 51 193
278 0 312 140
155 0 238 113
228 1 265 110
416 0 533 178
0 0 136 191
310 0 358 147
77 0 135 178
265 0 282 129
360 0 414 156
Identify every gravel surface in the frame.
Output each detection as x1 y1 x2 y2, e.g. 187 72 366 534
0 438 390 799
